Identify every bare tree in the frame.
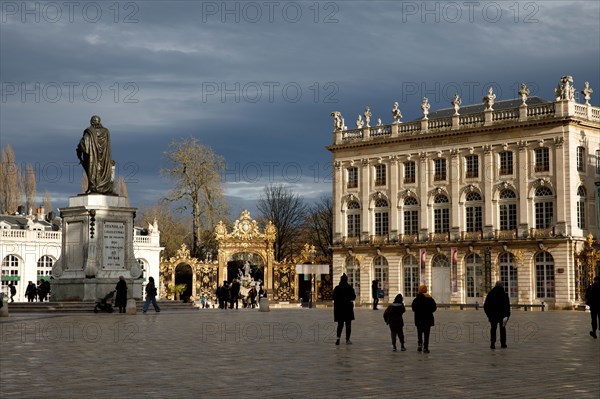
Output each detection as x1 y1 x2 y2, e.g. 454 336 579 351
24 163 36 214
303 195 333 262
41 189 53 215
138 202 192 259
0 145 23 214
115 176 130 206
257 184 307 262
161 137 228 258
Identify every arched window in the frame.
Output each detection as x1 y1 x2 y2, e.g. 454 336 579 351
577 186 586 229
347 200 361 237
433 194 450 233
403 255 419 298
1 255 20 293
373 256 389 297
534 186 554 228
37 255 54 280
499 189 517 230
465 253 483 298
404 196 419 235
465 191 482 232
535 252 555 299
345 257 360 296
374 198 389 236
499 253 518 299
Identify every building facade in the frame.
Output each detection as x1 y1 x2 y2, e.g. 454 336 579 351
0 208 162 301
328 76 600 309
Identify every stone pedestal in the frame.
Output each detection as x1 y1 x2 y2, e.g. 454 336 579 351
0 298 8 317
51 194 143 301
126 298 137 315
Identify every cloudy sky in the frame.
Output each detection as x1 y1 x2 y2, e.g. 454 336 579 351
1 0 599 217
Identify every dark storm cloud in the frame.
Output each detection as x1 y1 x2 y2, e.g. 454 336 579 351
1 0 598 213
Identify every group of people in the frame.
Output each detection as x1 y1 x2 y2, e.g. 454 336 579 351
110 275 161 314
333 274 560 352
215 280 263 310
19 281 51 303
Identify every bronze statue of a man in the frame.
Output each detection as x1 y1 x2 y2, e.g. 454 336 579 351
77 115 114 194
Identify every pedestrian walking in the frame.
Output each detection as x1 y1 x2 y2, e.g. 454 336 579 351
484 281 511 349
143 276 161 313
332 273 356 345
383 293 406 352
411 284 437 353
230 279 241 309
8 282 16 302
115 276 128 313
585 275 600 339
372 279 380 310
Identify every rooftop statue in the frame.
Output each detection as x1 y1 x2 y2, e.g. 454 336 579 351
331 111 345 131
421 97 430 119
364 107 372 127
581 81 593 104
356 114 364 128
483 87 496 110
77 115 114 194
451 93 462 115
518 83 530 105
391 101 402 123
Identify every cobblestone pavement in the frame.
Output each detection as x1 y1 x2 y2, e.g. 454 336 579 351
1 308 599 399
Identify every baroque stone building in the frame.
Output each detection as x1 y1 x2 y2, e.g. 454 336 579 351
0 208 162 301
328 76 600 309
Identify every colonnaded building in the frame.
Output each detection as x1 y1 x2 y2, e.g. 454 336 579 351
328 76 600 309
0 207 162 301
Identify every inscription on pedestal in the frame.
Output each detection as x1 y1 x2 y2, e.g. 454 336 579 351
103 222 125 269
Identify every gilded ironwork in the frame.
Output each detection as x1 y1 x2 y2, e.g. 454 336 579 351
576 234 600 301
273 264 295 301
159 243 218 301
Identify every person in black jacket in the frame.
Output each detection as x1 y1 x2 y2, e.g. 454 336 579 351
586 276 600 339
384 293 406 351
372 279 379 310
142 276 160 313
411 284 437 353
333 274 356 345
115 276 128 313
230 279 241 309
484 281 511 349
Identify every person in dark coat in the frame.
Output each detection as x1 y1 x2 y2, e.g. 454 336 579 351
411 284 437 353
115 276 128 313
25 281 37 302
585 276 600 339
333 273 356 345
230 279 241 309
484 280 511 349
383 293 406 351
372 279 379 310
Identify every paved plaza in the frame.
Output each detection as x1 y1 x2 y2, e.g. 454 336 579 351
1 307 599 398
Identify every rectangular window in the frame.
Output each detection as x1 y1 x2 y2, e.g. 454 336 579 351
596 150 600 174
404 210 418 235
434 159 447 181
465 155 479 178
499 151 513 175
347 214 360 237
535 202 553 228
577 200 586 229
466 206 482 232
375 164 386 186
404 161 416 183
375 212 389 236
434 208 449 233
534 148 550 172
577 147 585 172
347 167 358 189
499 204 517 230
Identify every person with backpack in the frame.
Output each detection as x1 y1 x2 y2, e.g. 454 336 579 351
383 293 406 352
